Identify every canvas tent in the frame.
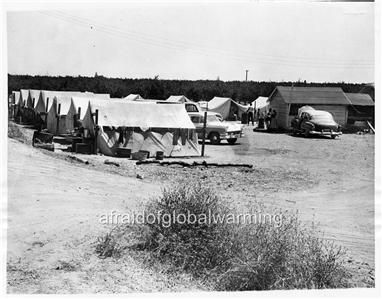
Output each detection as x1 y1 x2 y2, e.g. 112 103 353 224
166 95 191 103
47 93 110 135
26 89 42 109
123 94 143 101
82 101 200 157
207 97 248 120
20 89 29 107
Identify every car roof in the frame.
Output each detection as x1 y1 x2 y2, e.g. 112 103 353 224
306 110 333 117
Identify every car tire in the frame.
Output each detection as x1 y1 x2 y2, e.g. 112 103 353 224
304 129 310 138
209 132 221 145
331 135 336 139
227 138 237 145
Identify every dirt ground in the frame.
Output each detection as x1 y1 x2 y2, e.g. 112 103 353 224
7 123 375 292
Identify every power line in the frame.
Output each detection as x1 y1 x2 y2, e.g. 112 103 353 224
38 11 374 69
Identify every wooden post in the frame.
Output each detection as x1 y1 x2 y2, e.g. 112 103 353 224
56 103 61 135
94 109 99 154
201 111 207 157
45 98 49 127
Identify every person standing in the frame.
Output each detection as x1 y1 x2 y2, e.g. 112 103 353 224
247 103 255 126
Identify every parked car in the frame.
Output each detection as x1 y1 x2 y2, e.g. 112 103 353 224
291 108 342 139
185 102 223 121
188 112 243 144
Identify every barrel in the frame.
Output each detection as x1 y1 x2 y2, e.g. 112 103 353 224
155 151 164 160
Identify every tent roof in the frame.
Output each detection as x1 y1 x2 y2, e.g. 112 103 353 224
29 90 42 107
123 94 143 101
42 91 85 112
254 96 269 109
345 93 374 106
87 101 196 129
271 86 349 105
71 96 110 112
20 89 29 99
166 95 190 103
209 97 232 109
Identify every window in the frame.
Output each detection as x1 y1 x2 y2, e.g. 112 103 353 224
185 104 199 112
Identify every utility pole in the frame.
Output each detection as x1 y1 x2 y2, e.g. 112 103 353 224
245 70 249 81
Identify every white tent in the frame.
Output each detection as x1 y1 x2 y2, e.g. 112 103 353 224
26 89 42 109
46 94 110 135
82 101 200 157
253 96 269 114
166 95 191 103
20 89 29 107
123 94 143 101
208 97 248 120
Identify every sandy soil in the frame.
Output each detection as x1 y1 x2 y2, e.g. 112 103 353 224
7 124 375 292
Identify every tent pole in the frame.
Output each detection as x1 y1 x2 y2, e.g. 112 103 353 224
45 98 49 127
94 109 99 154
56 103 61 135
201 111 207 157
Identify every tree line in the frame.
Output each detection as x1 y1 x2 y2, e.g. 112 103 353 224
8 74 368 103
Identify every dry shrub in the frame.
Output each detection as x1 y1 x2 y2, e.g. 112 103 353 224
102 180 351 290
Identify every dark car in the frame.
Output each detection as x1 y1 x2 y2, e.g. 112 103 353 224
291 108 342 139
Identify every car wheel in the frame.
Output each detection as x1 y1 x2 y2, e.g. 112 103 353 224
227 138 237 145
304 129 310 138
331 135 336 139
209 132 221 145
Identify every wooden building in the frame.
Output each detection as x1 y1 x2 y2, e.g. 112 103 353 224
268 86 350 129
345 93 374 125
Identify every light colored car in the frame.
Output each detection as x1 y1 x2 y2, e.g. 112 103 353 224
185 102 223 121
188 112 243 144
291 108 342 139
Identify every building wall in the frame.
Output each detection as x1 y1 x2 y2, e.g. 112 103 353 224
268 91 290 129
269 90 348 129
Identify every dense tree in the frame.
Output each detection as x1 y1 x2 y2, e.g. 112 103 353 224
8 74 368 103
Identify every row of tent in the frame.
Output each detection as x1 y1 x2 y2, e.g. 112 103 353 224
9 90 201 157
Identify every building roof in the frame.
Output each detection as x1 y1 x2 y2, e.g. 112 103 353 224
271 86 349 105
345 93 374 106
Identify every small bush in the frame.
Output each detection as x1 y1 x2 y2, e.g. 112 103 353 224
143 181 233 276
108 180 351 290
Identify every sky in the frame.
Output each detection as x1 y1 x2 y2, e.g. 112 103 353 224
6 1 375 83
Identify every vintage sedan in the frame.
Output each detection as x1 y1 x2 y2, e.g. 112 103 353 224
188 112 243 144
291 108 342 139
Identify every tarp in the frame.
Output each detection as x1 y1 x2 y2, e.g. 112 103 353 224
123 94 143 101
166 95 191 103
82 101 200 157
208 97 248 120
297 105 315 117
84 101 196 129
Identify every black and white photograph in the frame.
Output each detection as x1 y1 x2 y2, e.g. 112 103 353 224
1 0 380 296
